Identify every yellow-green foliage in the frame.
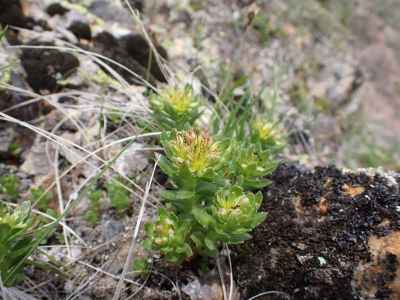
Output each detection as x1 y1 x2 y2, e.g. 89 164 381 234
166 129 221 177
0 175 20 200
144 86 283 263
0 202 39 287
106 178 131 213
85 186 103 225
149 86 202 130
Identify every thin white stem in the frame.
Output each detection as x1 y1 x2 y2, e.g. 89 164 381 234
112 156 160 300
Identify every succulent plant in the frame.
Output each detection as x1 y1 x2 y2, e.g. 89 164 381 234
163 129 221 176
251 118 284 151
0 175 20 200
144 208 193 263
210 186 266 242
0 202 37 287
149 86 202 130
145 85 283 264
222 141 277 189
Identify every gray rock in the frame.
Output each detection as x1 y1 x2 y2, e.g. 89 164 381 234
102 218 125 241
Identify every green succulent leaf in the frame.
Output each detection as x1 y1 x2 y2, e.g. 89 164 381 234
242 178 270 189
158 156 176 178
0 175 20 200
161 190 195 201
192 207 214 228
0 202 49 287
204 237 217 252
0 26 7 40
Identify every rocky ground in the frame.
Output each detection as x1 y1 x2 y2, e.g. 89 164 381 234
0 0 399 299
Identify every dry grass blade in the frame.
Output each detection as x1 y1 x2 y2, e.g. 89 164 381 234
53 147 72 258
0 200 85 245
216 255 228 300
112 156 160 300
6 28 158 92
76 261 141 287
225 244 234 300
247 291 291 300
123 0 171 85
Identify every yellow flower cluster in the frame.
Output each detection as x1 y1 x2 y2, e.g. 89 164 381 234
216 193 250 217
151 87 197 116
163 88 194 114
252 119 279 142
154 217 175 246
169 129 220 175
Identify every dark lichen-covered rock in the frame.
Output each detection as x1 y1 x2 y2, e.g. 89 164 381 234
0 0 37 31
92 31 154 85
231 163 400 300
20 41 80 93
0 72 40 122
119 33 168 82
0 0 27 28
92 31 168 85
46 3 70 16
142 164 399 300
68 21 92 41
0 0 50 44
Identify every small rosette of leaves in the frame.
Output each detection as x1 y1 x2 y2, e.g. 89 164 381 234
106 179 131 213
149 86 202 130
222 141 278 189
159 129 224 189
211 186 266 238
144 209 193 263
85 186 103 225
0 175 20 200
190 186 265 255
251 118 284 152
0 202 37 287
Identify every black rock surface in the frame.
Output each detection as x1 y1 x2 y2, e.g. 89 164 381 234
232 163 400 299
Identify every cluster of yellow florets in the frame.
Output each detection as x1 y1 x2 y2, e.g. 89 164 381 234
252 119 279 142
215 192 250 218
152 87 196 115
169 129 220 175
153 217 175 246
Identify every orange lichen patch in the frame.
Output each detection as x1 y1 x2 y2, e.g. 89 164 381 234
318 197 328 216
353 232 400 299
391 277 400 300
342 184 365 198
369 231 400 261
371 232 400 299
377 219 392 228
